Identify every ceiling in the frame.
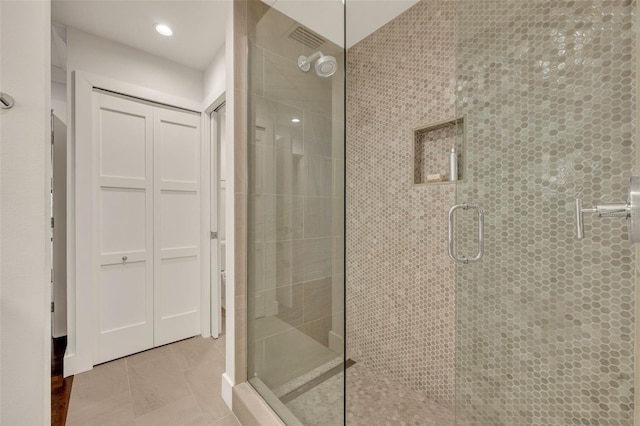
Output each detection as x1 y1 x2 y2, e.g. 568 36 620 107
268 0 420 48
51 0 419 72
51 0 229 71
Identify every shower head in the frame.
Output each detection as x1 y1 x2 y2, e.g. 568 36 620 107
314 55 338 77
297 51 338 77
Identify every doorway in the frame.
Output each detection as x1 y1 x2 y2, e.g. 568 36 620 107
210 101 226 339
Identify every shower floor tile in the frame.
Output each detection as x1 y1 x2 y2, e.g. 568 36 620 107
286 362 473 426
346 364 457 426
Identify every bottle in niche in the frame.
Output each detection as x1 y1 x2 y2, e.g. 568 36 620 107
449 147 458 181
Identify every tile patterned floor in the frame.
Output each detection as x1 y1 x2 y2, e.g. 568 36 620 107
346 364 459 426
285 362 473 426
66 336 239 426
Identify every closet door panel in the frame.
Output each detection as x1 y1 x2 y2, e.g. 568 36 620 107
99 188 146 254
154 108 201 346
156 256 200 340
99 262 147 333
160 190 199 249
99 108 147 179
94 91 154 364
159 121 199 183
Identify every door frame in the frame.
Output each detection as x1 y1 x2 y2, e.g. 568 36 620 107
66 71 206 376
204 94 225 339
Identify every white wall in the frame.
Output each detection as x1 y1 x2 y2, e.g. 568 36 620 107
66 27 204 102
0 1 51 424
203 44 227 108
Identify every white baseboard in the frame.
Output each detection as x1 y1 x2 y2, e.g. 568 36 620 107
62 351 75 377
63 349 94 378
221 372 234 409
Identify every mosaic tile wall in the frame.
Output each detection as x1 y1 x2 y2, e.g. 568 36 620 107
346 0 458 404
454 0 636 424
347 0 637 424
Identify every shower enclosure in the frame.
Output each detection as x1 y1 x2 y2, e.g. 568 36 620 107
245 3 345 424
244 0 636 424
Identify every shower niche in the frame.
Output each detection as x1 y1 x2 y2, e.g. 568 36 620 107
413 117 464 185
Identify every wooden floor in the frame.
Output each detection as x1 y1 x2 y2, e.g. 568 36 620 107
51 337 73 426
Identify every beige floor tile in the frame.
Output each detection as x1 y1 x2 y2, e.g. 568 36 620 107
125 344 175 369
184 416 209 426
69 337 231 426
185 360 232 423
209 414 241 426
66 391 135 426
170 336 225 371
215 334 226 355
132 395 204 426
128 355 193 417
69 359 130 408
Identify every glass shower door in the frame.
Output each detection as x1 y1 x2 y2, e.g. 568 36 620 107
453 1 636 424
246 2 345 425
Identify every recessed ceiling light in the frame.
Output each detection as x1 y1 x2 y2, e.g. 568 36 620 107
291 118 301 123
154 24 173 37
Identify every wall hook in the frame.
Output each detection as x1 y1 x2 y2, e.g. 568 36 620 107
0 92 14 109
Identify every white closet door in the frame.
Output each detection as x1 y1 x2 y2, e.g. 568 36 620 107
94 91 154 364
153 108 202 346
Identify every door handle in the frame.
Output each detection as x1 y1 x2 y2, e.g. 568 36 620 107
448 203 484 264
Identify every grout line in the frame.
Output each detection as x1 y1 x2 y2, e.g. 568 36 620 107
124 353 136 419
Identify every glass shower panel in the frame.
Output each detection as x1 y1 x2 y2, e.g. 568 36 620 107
454 1 636 424
246 2 345 424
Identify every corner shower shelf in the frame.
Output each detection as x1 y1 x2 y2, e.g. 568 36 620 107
413 117 464 186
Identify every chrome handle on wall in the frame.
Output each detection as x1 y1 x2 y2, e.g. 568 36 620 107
0 92 14 109
576 176 640 243
448 202 484 264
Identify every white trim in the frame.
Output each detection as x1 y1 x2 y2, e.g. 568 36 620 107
205 93 226 115
222 372 234 409
207 95 226 340
65 71 208 376
209 111 219 339
200 108 212 339
202 90 225 114
76 72 201 113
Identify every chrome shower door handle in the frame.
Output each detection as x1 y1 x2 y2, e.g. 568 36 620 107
448 203 485 264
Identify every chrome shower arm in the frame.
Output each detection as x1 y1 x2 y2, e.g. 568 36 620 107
297 51 323 71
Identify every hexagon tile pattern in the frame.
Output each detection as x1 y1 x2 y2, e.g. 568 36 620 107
455 1 636 424
347 0 636 425
347 0 458 405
